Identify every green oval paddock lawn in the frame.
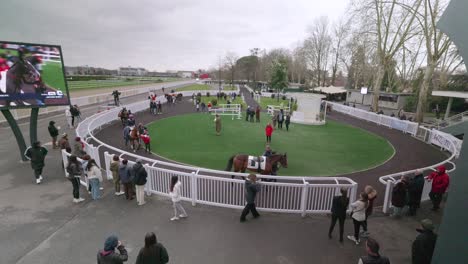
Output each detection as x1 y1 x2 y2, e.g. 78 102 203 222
147 113 395 176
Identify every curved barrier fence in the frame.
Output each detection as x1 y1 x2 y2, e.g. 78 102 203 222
69 96 460 215
69 92 357 215
326 101 461 214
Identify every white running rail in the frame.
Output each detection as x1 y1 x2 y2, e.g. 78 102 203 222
326 101 461 214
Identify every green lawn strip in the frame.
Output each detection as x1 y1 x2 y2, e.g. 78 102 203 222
174 84 212 92
223 85 237 91
67 78 177 90
147 113 394 176
198 96 246 109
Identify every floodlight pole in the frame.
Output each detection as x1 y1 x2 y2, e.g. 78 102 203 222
30 107 39 145
1 109 28 161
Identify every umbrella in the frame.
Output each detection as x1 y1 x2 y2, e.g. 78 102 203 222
438 0 468 70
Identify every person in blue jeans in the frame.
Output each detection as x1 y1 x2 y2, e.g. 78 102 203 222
86 159 103 200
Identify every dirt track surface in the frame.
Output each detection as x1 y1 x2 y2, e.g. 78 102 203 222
94 87 447 206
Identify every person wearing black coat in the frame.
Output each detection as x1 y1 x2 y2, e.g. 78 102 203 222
240 174 261 222
24 141 48 184
135 232 169 264
412 219 437 264
391 177 409 217
133 159 148 206
48 120 59 149
407 171 425 216
328 188 349 242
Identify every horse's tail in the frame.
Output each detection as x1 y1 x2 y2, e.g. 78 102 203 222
225 155 235 171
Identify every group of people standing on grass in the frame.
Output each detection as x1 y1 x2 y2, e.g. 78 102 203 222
245 105 260 122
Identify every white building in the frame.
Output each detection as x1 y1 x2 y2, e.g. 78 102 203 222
177 71 193 78
118 67 147 76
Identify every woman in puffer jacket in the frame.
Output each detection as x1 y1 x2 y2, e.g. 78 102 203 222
169 176 188 221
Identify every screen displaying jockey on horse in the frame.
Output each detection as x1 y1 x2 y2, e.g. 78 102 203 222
0 41 70 109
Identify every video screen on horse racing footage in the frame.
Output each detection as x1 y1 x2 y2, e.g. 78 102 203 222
0 41 70 109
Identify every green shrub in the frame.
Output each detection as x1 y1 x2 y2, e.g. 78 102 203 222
212 99 218 106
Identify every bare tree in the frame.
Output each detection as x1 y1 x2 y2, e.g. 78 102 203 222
304 16 332 87
415 0 456 122
353 0 423 111
224 51 238 86
331 19 349 86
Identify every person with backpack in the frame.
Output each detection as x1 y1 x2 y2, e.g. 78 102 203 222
135 232 169 264
66 155 85 203
24 141 48 184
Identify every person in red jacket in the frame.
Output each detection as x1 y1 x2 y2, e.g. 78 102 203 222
265 122 274 143
427 165 450 211
140 131 151 153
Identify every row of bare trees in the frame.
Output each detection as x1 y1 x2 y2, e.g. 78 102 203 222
210 0 465 122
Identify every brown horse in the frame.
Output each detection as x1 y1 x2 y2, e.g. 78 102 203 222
129 127 140 151
225 153 288 180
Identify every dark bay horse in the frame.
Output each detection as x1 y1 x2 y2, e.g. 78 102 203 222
225 153 288 180
4 57 47 106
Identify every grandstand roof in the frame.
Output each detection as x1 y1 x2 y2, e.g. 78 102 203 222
432 91 468 99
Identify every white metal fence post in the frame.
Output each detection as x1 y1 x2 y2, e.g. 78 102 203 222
383 181 393 214
144 164 152 196
300 178 309 217
191 170 199 206
349 183 358 206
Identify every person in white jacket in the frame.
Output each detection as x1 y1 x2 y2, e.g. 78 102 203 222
169 176 188 221
65 106 73 128
86 159 103 200
347 192 368 245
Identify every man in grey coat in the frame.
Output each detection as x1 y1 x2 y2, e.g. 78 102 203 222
240 174 261 222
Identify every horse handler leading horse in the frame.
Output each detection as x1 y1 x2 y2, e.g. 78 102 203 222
225 153 287 180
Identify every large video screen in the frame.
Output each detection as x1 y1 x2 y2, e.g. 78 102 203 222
0 41 70 109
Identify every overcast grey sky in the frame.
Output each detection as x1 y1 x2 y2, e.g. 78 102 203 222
1 0 350 71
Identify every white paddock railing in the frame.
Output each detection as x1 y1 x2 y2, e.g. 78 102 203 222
71 96 358 215
102 150 358 215
209 104 241 119
267 105 291 116
326 101 461 214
